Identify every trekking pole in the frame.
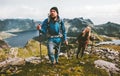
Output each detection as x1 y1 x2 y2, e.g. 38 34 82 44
90 32 95 54
66 45 69 59
39 30 42 59
37 24 42 59
65 43 71 60
91 40 93 53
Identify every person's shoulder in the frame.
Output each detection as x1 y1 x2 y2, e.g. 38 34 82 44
58 16 63 21
42 18 49 23
43 18 48 22
58 18 64 24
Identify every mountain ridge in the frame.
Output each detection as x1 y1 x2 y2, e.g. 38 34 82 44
0 19 36 32
0 18 120 38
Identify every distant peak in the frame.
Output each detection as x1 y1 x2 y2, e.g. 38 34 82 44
106 21 112 24
106 22 119 25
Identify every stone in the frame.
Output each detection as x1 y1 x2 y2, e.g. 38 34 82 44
25 56 41 64
94 60 120 74
0 58 25 68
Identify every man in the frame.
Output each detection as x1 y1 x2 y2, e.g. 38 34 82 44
76 25 91 58
37 7 68 65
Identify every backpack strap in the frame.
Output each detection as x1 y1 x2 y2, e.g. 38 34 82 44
47 16 62 33
58 19 62 34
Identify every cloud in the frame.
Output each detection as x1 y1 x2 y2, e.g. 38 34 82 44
0 5 47 20
0 0 120 24
60 3 120 24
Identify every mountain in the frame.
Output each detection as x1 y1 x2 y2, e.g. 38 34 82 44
64 18 120 38
64 17 94 37
0 19 36 32
0 18 120 39
93 22 120 38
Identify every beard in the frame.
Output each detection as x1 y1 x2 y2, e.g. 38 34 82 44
51 16 56 20
50 15 58 21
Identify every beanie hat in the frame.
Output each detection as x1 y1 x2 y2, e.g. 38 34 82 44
50 7 59 14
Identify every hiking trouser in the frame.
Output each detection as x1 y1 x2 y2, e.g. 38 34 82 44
47 41 61 63
76 42 87 58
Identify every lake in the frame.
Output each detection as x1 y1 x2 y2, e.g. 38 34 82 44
98 40 120 45
4 30 39 47
4 30 120 47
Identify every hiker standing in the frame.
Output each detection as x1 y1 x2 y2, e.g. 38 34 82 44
37 7 68 65
76 25 91 58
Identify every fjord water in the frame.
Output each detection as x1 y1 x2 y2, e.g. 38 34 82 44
4 30 38 47
4 30 120 47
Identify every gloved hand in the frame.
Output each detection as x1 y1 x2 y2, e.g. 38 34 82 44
64 40 68 45
36 24 41 30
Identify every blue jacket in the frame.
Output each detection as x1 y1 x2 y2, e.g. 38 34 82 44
40 18 67 43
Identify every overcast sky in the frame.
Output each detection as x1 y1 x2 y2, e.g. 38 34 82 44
0 0 120 24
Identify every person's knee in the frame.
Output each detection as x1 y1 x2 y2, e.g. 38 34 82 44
48 44 54 54
48 49 54 55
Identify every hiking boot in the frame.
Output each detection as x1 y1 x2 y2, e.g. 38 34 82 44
76 55 79 59
51 62 55 67
80 55 83 58
56 62 59 65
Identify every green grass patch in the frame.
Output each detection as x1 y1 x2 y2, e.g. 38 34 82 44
15 54 109 76
18 39 47 58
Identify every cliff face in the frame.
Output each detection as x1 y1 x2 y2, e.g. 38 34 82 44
64 17 94 37
64 18 120 38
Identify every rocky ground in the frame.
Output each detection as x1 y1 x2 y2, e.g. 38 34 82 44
0 39 120 76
